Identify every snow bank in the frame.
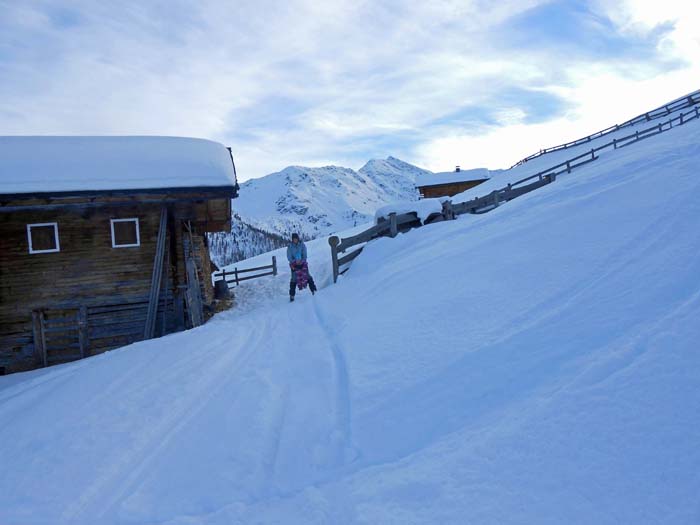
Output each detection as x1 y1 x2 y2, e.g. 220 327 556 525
0 136 237 194
2 104 700 524
375 197 445 223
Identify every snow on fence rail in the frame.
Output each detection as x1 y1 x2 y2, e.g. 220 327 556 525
509 89 700 168
214 256 278 288
330 103 700 282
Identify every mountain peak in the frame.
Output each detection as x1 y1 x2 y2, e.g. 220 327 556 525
221 156 424 252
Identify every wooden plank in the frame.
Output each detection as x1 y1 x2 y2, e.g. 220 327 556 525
338 248 363 267
214 262 274 276
226 271 276 285
31 310 47 368
144 206 168 340
183 224 203 328
337 223 388 252
80 305 92 357
161 241 171 338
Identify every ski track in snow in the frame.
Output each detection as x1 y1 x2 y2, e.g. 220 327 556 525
62 317 272 521
312 299 354 467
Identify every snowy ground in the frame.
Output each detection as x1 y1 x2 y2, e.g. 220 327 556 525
2 110 700 524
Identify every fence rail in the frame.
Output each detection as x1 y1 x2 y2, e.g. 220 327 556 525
214 256 278 288
330 100 700 282
510 89 700 168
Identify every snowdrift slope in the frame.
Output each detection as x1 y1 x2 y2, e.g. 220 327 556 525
2 118 700 523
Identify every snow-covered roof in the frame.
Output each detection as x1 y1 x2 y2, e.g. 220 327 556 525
0 136 237 195
415 168 489 188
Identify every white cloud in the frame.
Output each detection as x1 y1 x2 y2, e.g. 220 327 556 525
416 1 700 171
0 0 697 180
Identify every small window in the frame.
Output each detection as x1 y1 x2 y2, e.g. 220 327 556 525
111 218 140 248
27 223 60 254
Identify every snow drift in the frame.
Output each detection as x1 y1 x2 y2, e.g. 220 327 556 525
2 106 700 524
0 136 237 194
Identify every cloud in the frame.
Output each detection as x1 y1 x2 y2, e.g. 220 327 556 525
0 0 697 180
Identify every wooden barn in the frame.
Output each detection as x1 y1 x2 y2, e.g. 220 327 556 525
416 166 489 198
0 136 239 375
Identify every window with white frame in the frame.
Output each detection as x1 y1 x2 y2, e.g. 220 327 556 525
27 223 60 254
110 218 140 248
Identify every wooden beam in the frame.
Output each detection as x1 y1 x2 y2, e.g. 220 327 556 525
144 206 168 339
78 305 89 358
31 310 47 368
183 222 203 328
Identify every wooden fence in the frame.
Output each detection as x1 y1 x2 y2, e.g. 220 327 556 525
509 89 700 168
213 256 278 288
30 295 177 368
330 102 700 282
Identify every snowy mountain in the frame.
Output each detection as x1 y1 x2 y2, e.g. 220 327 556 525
209 156 429 265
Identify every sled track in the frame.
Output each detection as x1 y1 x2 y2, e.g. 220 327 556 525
62 317 272 522
312 299 353 465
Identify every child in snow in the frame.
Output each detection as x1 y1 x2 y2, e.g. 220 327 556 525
287 233 317 302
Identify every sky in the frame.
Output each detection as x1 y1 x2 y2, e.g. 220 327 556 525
1 0 698 182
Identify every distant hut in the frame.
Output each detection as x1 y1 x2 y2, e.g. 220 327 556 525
0 136 239 374
416 166 489 199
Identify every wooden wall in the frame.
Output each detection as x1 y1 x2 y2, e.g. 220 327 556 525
0 199 224 374
418 179 486 199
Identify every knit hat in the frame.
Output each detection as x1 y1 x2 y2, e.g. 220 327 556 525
291 232 300 241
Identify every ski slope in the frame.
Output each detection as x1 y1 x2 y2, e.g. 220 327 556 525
2 110 700 524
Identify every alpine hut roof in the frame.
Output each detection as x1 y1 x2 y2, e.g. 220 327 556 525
0 136 237 197
415 167 491 188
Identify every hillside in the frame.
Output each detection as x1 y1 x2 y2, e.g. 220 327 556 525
209 156 429 265
2 100 700 524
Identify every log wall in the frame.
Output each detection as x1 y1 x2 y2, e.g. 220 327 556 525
0 199 223 374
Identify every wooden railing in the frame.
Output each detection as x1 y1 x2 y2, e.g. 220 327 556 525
330 102 700 282
509 89 700 168
214 256 278 288
329 212 426 282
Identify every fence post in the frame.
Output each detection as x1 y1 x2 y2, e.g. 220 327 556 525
442 200 455 219
389 212 398 237
680 113 684 125
590 149 595 160
329 236 340 283
613 138 617 149
566 161 571 173
493 190 500 208
272 256 277 276
234 267 239 286
221 268 227 282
